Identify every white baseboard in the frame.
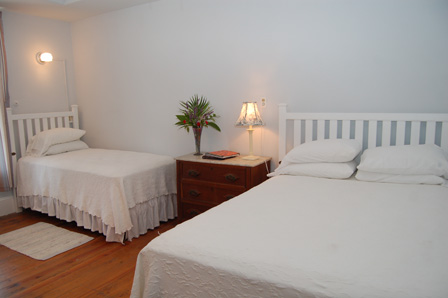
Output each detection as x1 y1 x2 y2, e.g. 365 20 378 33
0 196 17 216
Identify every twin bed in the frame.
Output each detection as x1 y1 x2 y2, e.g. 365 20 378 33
131 105 448 297
7 105 177 243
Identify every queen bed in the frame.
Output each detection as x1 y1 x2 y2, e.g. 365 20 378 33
7 105 177 243
131 105 448 297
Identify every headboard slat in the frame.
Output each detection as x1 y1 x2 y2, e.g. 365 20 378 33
305 120 313 142
442 122 448 149
72 106 79 128
368 120 377 148
277 104 448 162
50 118 56 129
35 118 42 133
396 121 406 146
426 121 436 145
278 104 287 158
410 121 420 145
293 120 301 148
329 120 337 138
382 121 392 146
18 121 26 158
26 119 33 142
43 118 49 130
317 120 325 140
354 120 363 145
342 120 350 139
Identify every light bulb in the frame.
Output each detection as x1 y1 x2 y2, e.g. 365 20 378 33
36 52 53 64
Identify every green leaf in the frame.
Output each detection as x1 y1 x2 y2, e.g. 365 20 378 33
176 115 187 121
208 122 221 132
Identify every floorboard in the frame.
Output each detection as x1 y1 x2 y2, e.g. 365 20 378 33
0 209 179 297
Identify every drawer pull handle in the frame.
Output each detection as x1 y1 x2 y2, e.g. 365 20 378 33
225 174 238 182
188 170 200 177
189 190 201 197
188 209 200 217
224 194 235 200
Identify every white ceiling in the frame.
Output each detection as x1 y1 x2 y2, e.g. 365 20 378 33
0 0 159 22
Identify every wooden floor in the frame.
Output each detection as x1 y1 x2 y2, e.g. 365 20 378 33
0 209 179 297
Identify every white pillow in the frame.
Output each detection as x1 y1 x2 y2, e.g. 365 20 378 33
357 144 448 178
281 139 362 165
26 128 86 157
268 161 357 179
355 170 446 185
45 140 89 156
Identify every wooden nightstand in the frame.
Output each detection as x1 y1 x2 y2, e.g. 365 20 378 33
176 153 271 220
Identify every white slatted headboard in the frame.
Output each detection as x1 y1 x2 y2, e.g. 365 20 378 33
278 104 448 161
6 105 79 186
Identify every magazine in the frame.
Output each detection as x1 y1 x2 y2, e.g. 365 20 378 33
202 150 240 160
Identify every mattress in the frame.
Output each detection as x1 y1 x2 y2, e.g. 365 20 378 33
17 148 177 242
131 175 448 297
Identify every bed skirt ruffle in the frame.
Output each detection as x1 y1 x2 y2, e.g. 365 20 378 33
17 194 177 243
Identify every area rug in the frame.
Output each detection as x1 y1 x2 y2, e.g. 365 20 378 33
0 222 93 260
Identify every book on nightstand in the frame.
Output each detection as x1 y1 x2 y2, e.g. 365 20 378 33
202 150 240 160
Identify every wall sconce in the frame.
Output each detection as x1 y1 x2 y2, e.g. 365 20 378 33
235 102 265 160
35 51 70 109
36 52 53 64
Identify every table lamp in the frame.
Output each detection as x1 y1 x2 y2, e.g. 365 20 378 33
235 102 265 160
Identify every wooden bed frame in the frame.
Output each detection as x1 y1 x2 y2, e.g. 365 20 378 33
6 105 79 191
278 103 448 161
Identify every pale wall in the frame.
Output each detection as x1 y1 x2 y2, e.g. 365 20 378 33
3 0 448 168
3 11 76 114
71 0 448 165
1 12 77 216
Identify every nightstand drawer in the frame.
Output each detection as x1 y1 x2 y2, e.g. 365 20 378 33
212 166 246 186
181 202 212 220
181 182 214 204
182 163 213 180
215 188 243 203
182 162 246 187
182 181 244 205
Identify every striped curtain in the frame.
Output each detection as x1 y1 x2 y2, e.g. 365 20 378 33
0 12 12 191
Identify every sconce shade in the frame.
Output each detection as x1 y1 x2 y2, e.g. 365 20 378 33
235 102 265 127
36 52 53 64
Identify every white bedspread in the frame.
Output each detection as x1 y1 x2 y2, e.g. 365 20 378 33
131 176 448 298
17 149 176 235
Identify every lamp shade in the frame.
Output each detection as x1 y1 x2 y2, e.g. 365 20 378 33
235 102 264 127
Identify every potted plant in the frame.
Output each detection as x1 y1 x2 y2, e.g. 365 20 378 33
175 95 221 155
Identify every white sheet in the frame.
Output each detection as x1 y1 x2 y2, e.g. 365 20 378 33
131 176 448 298
17 148 177 237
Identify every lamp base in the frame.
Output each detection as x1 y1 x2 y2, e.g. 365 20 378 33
242 155 260 161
